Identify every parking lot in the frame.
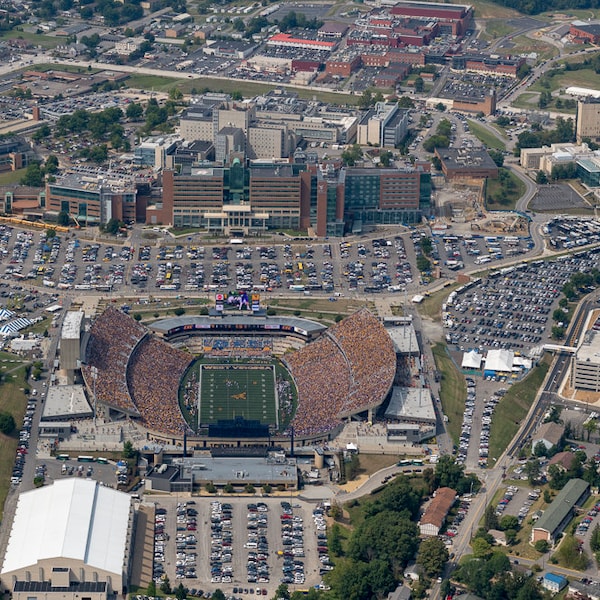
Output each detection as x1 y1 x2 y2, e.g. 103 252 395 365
150 496 325 596
444 249 600 358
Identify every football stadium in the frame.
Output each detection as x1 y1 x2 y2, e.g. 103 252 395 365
81 306 396 446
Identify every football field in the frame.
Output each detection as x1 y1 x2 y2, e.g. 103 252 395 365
198 364 278 426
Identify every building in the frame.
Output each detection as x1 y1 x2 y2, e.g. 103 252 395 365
60 311 84 383
146 452 298 492
531 422 564 454
134 136 180 169
356 102 410 148
161 159 431 236
390 1 473 37
451 54 524 78
41 385 93 421
568 580 600 600
46 168 137 225
570 20 600 44
419 487 456 536
266 33 337 52
531 478 590 544
541 573 568 594
0 137 34 174
0 185 45 216
113 37 144 56
577 97 600 143
572 330 600 391
435 147 499 181
547 451 576 472
520 142 595 173
1 479 134 600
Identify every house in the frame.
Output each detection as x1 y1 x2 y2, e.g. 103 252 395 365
531 422 564 454
542 572 567 593
403 562 423 582
568 579 600 600
531 478 590 544
419 487 456 536
547 451 576 472
488 529 507 546
387 584 411 600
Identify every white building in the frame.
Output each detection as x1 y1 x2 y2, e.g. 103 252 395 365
1 479 134 600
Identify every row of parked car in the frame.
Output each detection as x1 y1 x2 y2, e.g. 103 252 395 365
211 501 233 584
12 396 36 484
280 502 304 586
246 502 270 584
176 502 198 580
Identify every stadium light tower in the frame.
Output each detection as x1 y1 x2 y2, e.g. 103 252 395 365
90 366 98 425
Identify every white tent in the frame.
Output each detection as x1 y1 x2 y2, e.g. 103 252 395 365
484 349 514 373
461 350 482 370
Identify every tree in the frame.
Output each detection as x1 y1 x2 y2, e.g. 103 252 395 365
262 483 272 494
329 523 343 556
534 540 549 554
146 580 156 596
590 523 600 552
379 150 393 167
174 307 186 316
557 534 589 570
584 419 598 442
133 313 142 321
524 458 541 483
20 163 44 187
45 154 59 174
535 170 548 184
57 211 70 226
103 218 122 235
416 537 448 577
175 583 187 600
499 515 519 532
472 537 492 559
341 144 363 166
414 76 424 93
0 411 15 435
126 102 144 119
488 149 504 168
223 482 235 493
244 483 255 493
33 475 44 487
123 440 136 458
160 576 171 594
274 584 290 600
484 504 499 531
212 590 225 600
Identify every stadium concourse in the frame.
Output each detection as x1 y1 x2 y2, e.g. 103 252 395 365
81 307 396 442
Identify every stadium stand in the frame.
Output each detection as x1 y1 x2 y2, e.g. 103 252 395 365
285 335 352 436
127 337 193 436
285 309 395 436
328 309 396 416
82 307 146 416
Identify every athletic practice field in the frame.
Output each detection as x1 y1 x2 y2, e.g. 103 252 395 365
198 364 278 427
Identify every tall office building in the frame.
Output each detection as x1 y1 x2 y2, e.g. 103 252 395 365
576 98 600 143
161 159 430 236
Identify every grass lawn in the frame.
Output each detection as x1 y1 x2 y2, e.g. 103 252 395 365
481 19 516 41
485 169 526 211
30 63 100 75
357 454 401 475
0 360 30 520
488 355 551 461
0 30 60 49
432 342 466 445
470 0 520 18
531 67 600 95
0 168 26 185
125 74 361 106
512 92 540 110
418 283 460 321
467 119 506 151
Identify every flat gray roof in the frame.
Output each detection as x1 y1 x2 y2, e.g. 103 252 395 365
176 455 297 485
42 385 93 420
61 311 84 340
387 323 419 354
385 386 435 424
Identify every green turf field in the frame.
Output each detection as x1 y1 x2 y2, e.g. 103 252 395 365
199 364 277 427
